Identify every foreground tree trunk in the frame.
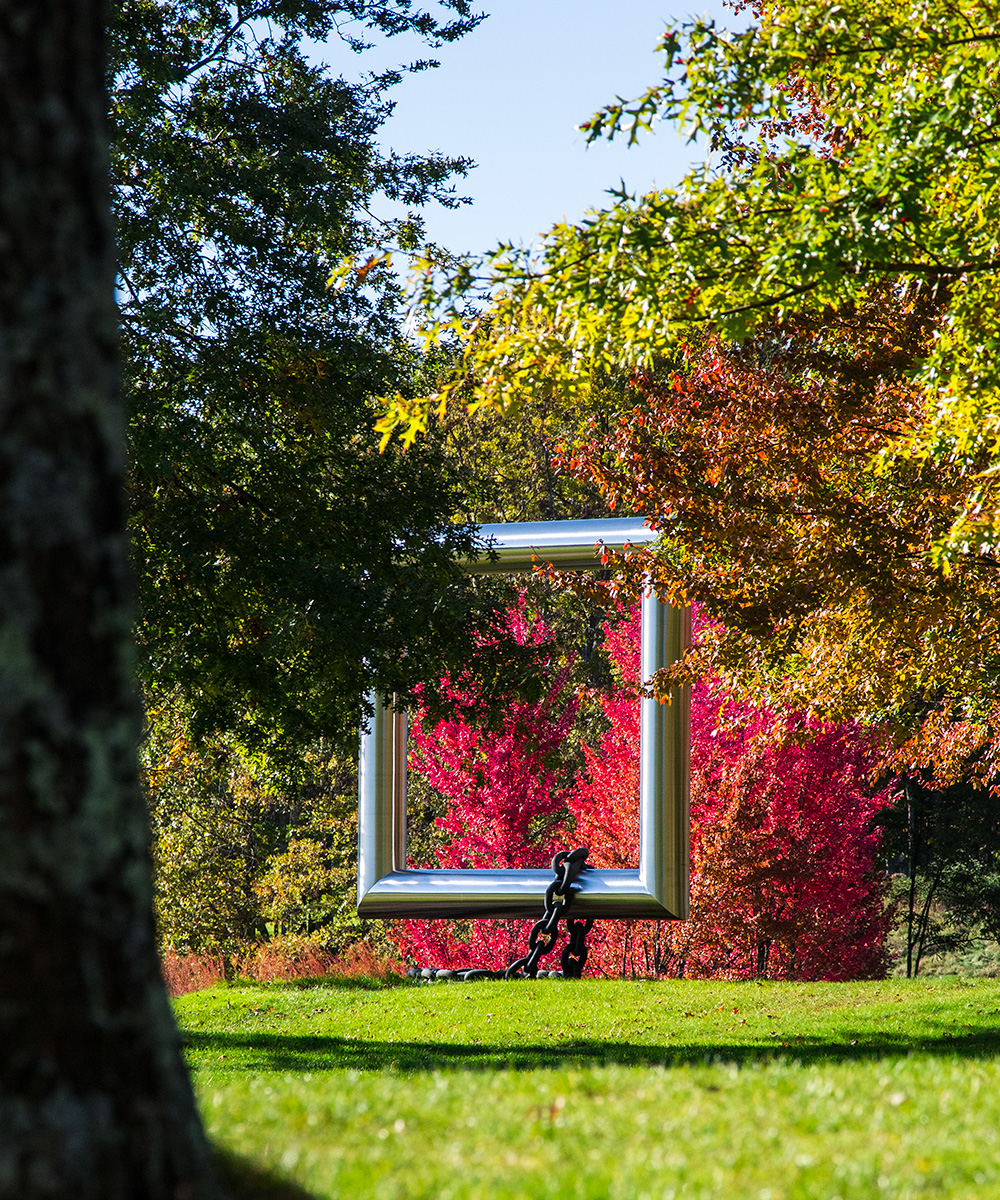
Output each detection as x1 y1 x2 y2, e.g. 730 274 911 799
0 4 221 1195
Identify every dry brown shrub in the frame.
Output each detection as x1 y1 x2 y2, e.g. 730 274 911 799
240 936 400 984
161 951 228 997
161 938 400 996
240 938 340 983
334 939 399 979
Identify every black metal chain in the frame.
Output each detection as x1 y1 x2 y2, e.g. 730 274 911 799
505 848 593 979
405 847 593 983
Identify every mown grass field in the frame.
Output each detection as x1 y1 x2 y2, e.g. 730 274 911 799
177 976 1000 1199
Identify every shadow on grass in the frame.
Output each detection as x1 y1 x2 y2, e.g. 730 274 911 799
187 1024 1000 1074
215 1146 318 1200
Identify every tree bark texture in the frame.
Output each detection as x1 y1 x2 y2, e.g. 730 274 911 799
0 4 220 1196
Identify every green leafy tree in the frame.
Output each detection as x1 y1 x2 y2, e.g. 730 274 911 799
112 0 500 760
144 698 370 959
112 0 480 349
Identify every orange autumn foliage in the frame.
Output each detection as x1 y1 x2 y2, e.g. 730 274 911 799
563 293 1000 789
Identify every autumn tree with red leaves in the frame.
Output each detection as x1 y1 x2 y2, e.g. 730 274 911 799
394 603 890 980
379 0 1000 795
389 600 580 971
572 607 891 980
558 303 1000 791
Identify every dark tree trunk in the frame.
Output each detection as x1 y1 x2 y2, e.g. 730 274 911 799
755 936 771 980
912 860 945 979
906 784 918 978
0 4 221 1196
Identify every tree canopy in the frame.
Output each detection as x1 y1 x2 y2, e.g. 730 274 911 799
384 0 1000 483
112 0 502 760
379 0 1000 783
112 0 480 350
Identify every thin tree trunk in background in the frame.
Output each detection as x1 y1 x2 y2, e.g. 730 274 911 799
906 786 918 978
912 860 945 978
0 4 221 1195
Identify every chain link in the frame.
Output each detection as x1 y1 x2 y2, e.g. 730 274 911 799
406 847 593 982
505 848 592 979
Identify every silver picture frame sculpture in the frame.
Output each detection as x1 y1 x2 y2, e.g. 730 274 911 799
357 518 691 920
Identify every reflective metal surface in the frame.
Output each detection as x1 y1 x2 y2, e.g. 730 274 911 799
357 691 395 904
639 589 691 919
358 519 691 920
463 517 656 573
358 865 679 919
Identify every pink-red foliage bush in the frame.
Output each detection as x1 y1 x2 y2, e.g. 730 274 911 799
389 600 579 970
392 602 891 980
574 607 892 980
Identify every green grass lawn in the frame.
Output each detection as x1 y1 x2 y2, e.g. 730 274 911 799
177 976 1000 1199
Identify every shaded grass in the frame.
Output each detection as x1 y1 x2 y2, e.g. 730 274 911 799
178 977 1000 1199
214 1148 319 1200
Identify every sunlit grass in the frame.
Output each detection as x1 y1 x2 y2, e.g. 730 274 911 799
177 976 1000 1199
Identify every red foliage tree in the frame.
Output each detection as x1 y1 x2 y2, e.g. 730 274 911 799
392 602 891 980
573 607 892 980
389 600 579 970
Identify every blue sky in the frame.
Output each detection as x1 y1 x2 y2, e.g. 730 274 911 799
322 2 731 255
